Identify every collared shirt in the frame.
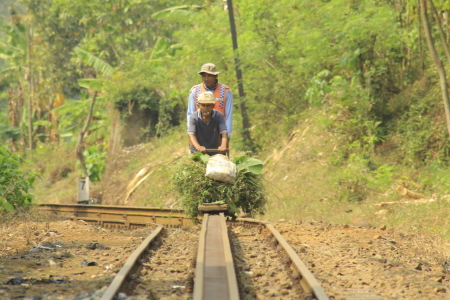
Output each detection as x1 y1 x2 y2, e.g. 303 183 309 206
188 110 228 153
187 84 233 138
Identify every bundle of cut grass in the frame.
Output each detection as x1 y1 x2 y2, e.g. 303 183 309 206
171 153 267 220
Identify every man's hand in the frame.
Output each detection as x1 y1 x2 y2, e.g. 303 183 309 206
197 146 207 153
218 145 227 153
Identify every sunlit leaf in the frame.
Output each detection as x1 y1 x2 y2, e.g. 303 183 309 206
0 198 14 212
73 47 114 76
78 78 105 91
151 5 203 19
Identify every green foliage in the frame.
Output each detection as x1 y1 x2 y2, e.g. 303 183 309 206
305 70 333 107
0 124 21 141
171 155 267 220
51 97 108 141
334 139 395 202
389 80 450 166
1 0 448 223
0 145 38 211
336 147 370 202
75 145 106 182
416 164 450 195
103 49 183 139
234 156 264 175
367 165 394 189
73 47 114 77
191 152 210 164
0 0 430 159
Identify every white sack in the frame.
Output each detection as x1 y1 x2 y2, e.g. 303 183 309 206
205 154 237 184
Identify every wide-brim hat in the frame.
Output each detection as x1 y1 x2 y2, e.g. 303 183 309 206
198 91 215 104
198 63 220 75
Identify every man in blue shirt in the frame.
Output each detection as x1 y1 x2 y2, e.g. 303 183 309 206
187 63 233 142
188 92 228 155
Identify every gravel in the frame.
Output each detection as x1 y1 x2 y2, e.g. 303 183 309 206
2 219 450 299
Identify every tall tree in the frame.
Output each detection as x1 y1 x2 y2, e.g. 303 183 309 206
429 0 450 63
226 0 254 151
419 0 450 137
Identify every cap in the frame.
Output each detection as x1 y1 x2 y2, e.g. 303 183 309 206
198 91 215 104
198 63 220 75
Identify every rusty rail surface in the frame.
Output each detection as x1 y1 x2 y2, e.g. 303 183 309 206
38 203 196 228
193 213 239 300
39 204 331 299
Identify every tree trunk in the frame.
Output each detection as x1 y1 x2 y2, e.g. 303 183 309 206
395 186 426 199
26 27 34 151
429 0 450 62
419 0 450 137
444 10 449 42
417 1 425 74
226 0 255 152
76 90 97 178
8 85 24 152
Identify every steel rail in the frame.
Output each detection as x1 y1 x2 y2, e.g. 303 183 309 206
193 213 239 300
100 225 164 300
38 204 195 227
39 204 185 216
265 223 330 300
234 218 329 300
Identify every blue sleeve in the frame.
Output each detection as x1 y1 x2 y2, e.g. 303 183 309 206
218 113 228 134
226 90 233 138
188 114 196 135
187 90 196 133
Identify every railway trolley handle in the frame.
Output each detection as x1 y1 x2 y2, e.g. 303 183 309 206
205 148 230 157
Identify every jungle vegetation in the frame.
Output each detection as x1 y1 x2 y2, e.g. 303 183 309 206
1 0 450 215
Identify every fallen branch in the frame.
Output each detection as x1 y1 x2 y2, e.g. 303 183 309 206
123 153 184 204
374 198 436 207
396 185 426 199
124 162 160 204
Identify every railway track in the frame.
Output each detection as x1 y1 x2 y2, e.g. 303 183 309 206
3 204 447 299
36 204 333 300
38 204 195 228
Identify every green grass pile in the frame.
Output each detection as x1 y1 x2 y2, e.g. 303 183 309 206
171 154 267 220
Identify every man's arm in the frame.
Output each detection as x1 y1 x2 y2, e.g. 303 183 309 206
188 134 206 153
225 90 233 138
218 113 228 152
218 131 228 153
187 90 196 131
188 114 206 153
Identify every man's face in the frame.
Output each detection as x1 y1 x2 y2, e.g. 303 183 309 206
201 73 218 86
199 103 214 116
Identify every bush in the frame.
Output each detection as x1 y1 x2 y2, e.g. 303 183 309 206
171 154 267 220
0 146 38 211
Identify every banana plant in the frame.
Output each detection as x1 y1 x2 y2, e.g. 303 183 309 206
69 47 112 178
0 15 29 148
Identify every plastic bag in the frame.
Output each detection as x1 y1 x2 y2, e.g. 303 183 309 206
205 154 237 184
